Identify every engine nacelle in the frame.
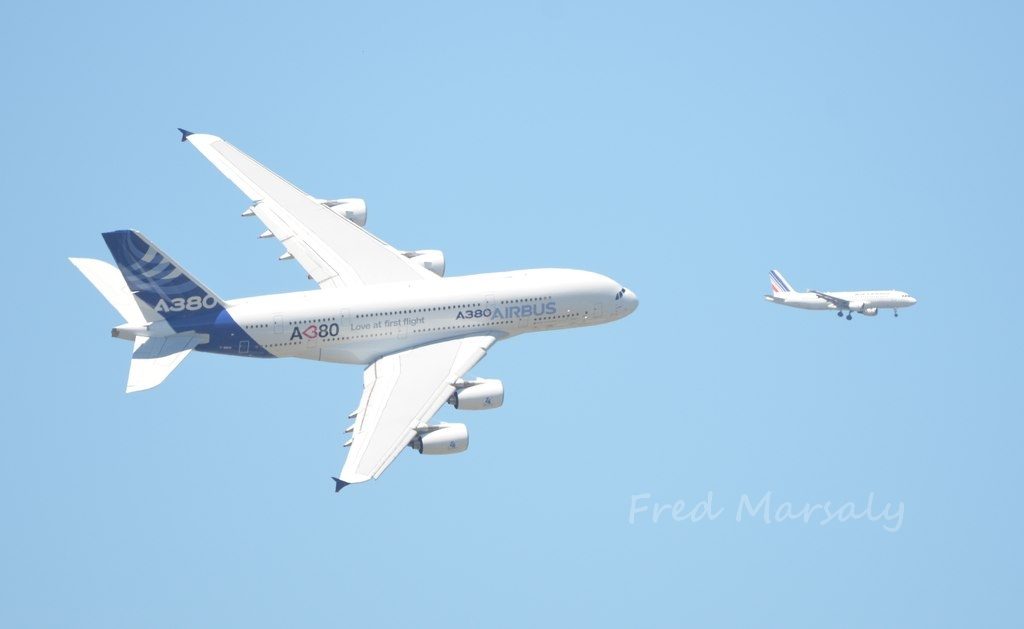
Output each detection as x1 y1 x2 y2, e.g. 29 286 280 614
413 423 469 455
861 307 878 316
450 378 504 410
316 198 367 227
402 249 445 277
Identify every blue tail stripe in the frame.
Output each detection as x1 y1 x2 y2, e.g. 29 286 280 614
102 230 223 324
770 270 792 292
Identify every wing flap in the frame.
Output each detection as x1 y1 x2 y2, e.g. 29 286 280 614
279 235 342 286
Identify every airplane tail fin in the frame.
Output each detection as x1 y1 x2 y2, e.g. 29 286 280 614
72 231 221 393
769 269 796 294
101 230 227 328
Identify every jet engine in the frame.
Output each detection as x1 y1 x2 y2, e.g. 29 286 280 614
861 307 878 316
412 423 469 455
449 378 504 410
402 249 446 277
315 198 367 226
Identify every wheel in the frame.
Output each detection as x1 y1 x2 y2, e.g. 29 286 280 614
837 311 844 318
895 311 899 317
846 314 852 320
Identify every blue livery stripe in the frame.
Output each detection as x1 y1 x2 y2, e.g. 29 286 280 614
770 270 793 293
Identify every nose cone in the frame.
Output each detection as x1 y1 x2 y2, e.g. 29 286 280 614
622 288 639 314
908 296 918 306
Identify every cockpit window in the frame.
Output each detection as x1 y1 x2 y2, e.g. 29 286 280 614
614 288 626 300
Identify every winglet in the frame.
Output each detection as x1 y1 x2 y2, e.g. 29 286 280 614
332 477 350 493
177 128 193 142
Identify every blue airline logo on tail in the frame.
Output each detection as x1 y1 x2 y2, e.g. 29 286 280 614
101 230 223 318
769 270 794 294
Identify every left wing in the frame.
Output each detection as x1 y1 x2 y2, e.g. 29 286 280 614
335 335 497 490
180 130 439 288
812 291 850 309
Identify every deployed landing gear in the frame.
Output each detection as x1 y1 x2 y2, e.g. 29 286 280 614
846 313 853 320
894 309 899 318
837 311 844 318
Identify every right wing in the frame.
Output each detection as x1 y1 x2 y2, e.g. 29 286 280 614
180 130 438 289
336 335 497 489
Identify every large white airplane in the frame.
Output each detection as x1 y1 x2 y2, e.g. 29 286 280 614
71 130 638 491
764 269 916 319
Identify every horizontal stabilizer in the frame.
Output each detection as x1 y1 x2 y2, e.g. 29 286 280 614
70 258 145 324
127 333 204 393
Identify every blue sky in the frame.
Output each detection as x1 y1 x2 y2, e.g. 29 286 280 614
2 1 1022 626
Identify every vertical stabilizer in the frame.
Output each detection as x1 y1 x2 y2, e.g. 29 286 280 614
769 269 796 294
101 230 226 330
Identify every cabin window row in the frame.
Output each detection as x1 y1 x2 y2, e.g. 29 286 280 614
355 303 485 318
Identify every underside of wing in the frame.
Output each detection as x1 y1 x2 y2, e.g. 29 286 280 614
181 131 439 288
812 291 849 308
336 335 497 489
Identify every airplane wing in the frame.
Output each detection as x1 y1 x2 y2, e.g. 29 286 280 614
812 291 850 308
335 335 497 490
180 130 439 288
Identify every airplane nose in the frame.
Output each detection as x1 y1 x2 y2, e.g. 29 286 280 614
623 288 639 313
908 296 918 305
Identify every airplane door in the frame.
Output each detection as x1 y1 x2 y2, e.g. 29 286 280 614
273 314 284 334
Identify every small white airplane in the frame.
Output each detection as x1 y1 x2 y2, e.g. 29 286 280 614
71 129 638 491
764 269 916 319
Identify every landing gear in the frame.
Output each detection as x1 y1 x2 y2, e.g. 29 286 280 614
846 313 853 320
894 309 899 318
837 311 844 318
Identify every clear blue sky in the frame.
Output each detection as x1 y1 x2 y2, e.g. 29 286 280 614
2 1 1022 626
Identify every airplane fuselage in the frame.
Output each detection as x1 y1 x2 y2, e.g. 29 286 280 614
170 268 637 364
765 289 916 312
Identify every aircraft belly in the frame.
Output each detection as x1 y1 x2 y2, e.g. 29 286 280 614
790 301 831 310
319 333 453 365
